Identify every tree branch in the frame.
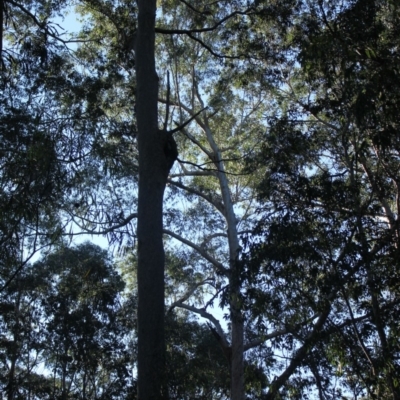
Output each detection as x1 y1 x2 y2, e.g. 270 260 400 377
168 278 213 310
163 228 228 275
155 9 252 35
186 32 243 59
172 302 229 348
158 97 193 115
70 212 137 235
163 71 171 131
264 305 331 400
167 179 226 215
168 107 207 134
178 0 205 15
179 126 213 159
177 157 250 176
170 170 216 177
7 0 96 45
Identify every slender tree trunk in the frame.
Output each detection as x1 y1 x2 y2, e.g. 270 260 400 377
230 288 244 400
7 355 17 400
136 1 176 398
62 361 67 400
7 288 22 400
203 121 244 400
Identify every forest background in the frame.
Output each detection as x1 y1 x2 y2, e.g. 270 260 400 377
1 0 400 399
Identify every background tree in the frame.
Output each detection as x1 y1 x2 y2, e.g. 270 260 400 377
3 0 400 399
0 0 71 290
0 242 136 400
247 0 400 398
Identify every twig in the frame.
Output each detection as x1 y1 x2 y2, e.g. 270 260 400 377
163 71 170 131
168 107 207 134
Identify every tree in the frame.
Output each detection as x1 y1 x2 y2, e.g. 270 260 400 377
246 0 400 397
6 0 400 398
53 1 294 397
0 242 135 400
0 0 118 292
134 1 172 398
133 1 272 398
39 243 133 399
165 311 231 400
4 0 284 398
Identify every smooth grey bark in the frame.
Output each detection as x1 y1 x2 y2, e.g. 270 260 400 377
190 87 245 399
136 1 176 398
203 122 244 400
167 90 246 399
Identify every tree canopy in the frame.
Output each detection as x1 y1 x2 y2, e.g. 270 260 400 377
1 0 400 399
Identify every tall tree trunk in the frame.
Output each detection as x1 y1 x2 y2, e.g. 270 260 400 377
203 121 244 400
230 282 244 400
136 1 176 398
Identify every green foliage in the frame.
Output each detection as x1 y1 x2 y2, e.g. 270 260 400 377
246 0 400 397
3 0 400 398
0 242 135 399
165 313 230 399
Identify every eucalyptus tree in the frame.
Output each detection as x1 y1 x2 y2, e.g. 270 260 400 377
0 262 50 400
157 38 270 400
38 243 134 399
0 0 115 293
67 0 308 397
137 3 284 398
0 242 135 400
72 1 279 398
247 0 400 398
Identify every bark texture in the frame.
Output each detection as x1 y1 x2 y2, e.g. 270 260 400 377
136 1 175 398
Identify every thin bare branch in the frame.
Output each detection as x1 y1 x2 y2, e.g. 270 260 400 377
168 107 208 134
170 170 216 177
172 302 229 348
177 158 251 177
179 126 213 158
167 179 226 215
168 278 213 310
186 32 243 59
70 213 137 236
163 71 171 131
158 97 193 115
155 9 252 35
163 228 228 275
243 329 288 351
